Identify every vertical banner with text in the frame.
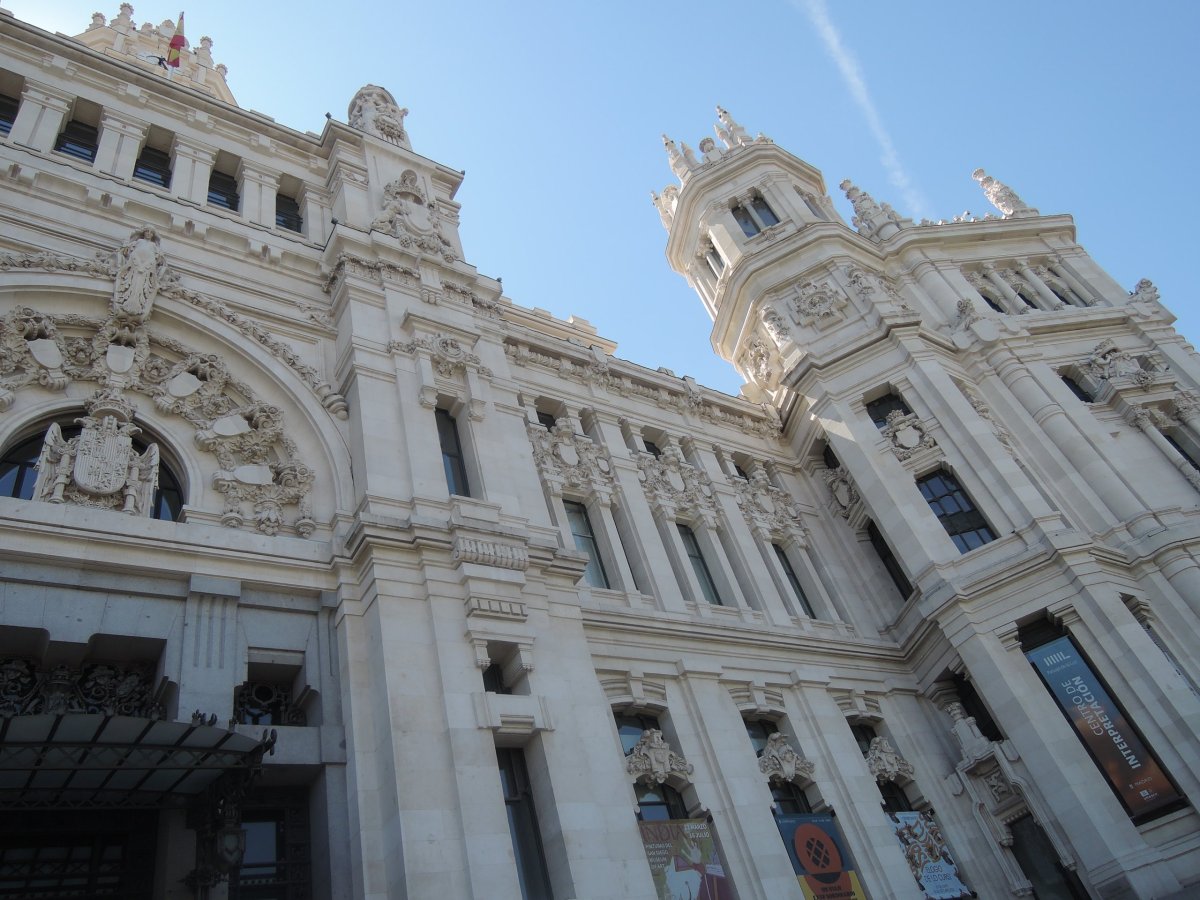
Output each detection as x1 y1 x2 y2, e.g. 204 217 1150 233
637 818 733 900
887 811 972 898
775 813 867 900
1027 635 1181 820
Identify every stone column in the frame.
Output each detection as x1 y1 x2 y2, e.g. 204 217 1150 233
8 81 72 152
592 498 639 593
94 112 147 178
171 137 217 205
176 575 241 722
1126 407 1200 492
238 161 279 227
1050 254 1102 305
982 263 1027 310
1016 259 1065 308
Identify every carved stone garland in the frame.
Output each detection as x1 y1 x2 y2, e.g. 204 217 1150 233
758 732 816 784
626 729 694 785
0 658 164 718
0 229 319 537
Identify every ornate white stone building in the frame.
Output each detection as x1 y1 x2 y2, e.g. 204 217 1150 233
0 7 1197 900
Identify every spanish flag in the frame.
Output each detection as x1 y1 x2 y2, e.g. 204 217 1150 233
166 12 186 68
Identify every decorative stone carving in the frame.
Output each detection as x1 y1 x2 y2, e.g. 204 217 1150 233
789 279 847 326
651 184 679 228
527 420 614 498
839 180 902 239
762 308 790 345
626 729 693 785
637 445 715 519
453 536 530 570
0 659 163 719
733 469 806 539
715 105 751 148
866 736 915 784
742 337 774 385
944 701 994 764
972 168 1037 218
822 466 860 518
390 333 492 378
758 733 815 784
962 390 1014 454
881 409 938 461
32 389 159 516
662 135 692 180
347 84 410 147
984 768 1014 803
1084 338 1153 386
113 227 166 322
372 171 455 261
321 252 419 294
956 298 981 330
1130 278 1160 304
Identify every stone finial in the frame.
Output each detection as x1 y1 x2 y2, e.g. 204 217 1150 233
348 85 410 148
626 729 694 785
715 105 751 148
944 701 993 763
89 12 107 29
865 736 915 784
839 180 902 240
651 184 679 229
662 134 691 180
758 733 816 784
972 168 1037 218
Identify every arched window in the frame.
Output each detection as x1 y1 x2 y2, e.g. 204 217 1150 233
0 421 185 522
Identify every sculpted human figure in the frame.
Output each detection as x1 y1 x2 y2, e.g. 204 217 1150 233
972 168 1035 217
348 84 410 147
113 226 166 322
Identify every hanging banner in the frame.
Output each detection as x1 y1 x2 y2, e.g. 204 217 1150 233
1027 635 1182 819
887 811 972 899
775 813 868 900
637 818 733 900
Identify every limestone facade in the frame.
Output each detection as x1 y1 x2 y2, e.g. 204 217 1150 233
0 7 1196 900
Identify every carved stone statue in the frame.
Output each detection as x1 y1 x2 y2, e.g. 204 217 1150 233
32 389 160 516
113 226 166 322
348 84 410 148
715 105 750 148
866 736 916 784
758 732 816 783
626 729 694 785
972 168 1036 218
1084 338 1152 385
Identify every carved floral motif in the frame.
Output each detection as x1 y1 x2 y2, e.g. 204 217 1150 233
626 729 693 785
389 334 492 378
789 279 847 326
0 659 163 719
372 171 456 262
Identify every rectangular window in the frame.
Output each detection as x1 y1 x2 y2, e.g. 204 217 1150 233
436 408 470 497
564 500 609 589
732 204 759 237
917 471 995 553
867 520 913 600
751 196 780 226
0 93 18 135
207 169 240 210
132 145 172 188
228 787 310 900
536 410 557 430
275 193 303 232
773 544 815 617
677 523 723 605
865 393 911 429
496 748 553 900
53 119 99 163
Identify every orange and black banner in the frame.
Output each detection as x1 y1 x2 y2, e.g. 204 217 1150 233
1027 635 1182 820
776 813 868 900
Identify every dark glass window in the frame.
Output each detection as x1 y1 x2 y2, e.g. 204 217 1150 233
773 544 814 617
1164 434 1200 471
1015 289 1038 309
850 724 876 757
482 662 510 694
879 780 913 813
954 673 1004 742
867 520 913 600
705 247 725 275
771 779 813 815
1049 286 1076 307
234 680 306 726
635 783 689 822
643 439 661 458
865 393 911 429
732 464 748 480
207 169 240 210
229 788 311 900
53 119 99 163
497 748 553 900
917 471 995 553
751 196 780 226
615 712 660 756
436 408 470 497
731 204 759 237
536 410 557 430
1 427 184 521
275 193 303 232
979 292 1005 313
0 93 18 136
1009 815 1090 899
1060 375 1093 403
744 718 777 757
132 146 171 188
677 523 723 605
565 500 609 589
821 444 840 470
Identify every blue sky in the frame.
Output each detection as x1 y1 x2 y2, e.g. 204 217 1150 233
23 2 1200 396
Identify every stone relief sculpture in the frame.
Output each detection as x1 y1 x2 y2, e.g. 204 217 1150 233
626 729 694 785
789 279 847 326
972 168 1037 218
733 468 806 540
347 84 410 148
113 226 166 322
526 418 615 498
881 409 938 461
758 732 816 784
839 180 901 239
32 390 159 516
373 171 455 261
650 184 678 228
1084 338 1153 386
1130 278 1160 304
636 444 716 520
866 736 916 784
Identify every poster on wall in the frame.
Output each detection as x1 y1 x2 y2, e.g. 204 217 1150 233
887 811 972 899
1027 635 1182 820
775 813 868 900
637 818 733 900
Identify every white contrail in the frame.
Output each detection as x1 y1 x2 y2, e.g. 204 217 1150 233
799 0 929 219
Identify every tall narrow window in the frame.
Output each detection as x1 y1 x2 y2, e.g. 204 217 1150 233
132 146 172 188
564 500 610 589
207 169 240 211
228 787 311 900
705 245 725 277
917 470 995 553
615 712 661 756
773 544 814 617
496 748 554 900
867 520 913 600
0 93 18 135
54 119 99 163
865 393 911 429
1164 434 1200 471
436 408 470 497
536 410 557 430
275 193 303 232
634 783 689 821
1060 375 1093 403
751 196 779 226
731 204 759 237
677 523 723 605
744 718 778 756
